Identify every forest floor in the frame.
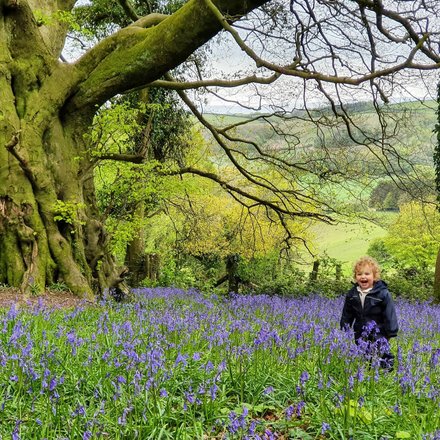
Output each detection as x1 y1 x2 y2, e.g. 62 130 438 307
0 287 95 309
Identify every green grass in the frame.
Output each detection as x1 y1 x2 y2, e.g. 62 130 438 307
308 214 397 274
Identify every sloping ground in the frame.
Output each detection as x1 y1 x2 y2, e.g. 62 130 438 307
0 287 95 309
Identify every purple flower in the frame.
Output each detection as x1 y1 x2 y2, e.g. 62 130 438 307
174 352 188 366
185 393 195 405
72 405 86 417
355 367 365 383
263 386 274 395
117 406 133 426
204 360 214 372
49 377 57 392
264 429 276 440
300 371 310 384
321 422 331 434
12 420 21 440
295 401 305 417
348 375 354 390
7 304 18 320
248 420 258 435
285 405 294 420
227 409 248 435
210 384 218 400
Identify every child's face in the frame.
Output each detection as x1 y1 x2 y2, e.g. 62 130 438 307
355 265 375 290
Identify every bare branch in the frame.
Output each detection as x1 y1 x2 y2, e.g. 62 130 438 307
117 0 140 22
172 166 334 223
95 153 146 163
205 0 439 87
148 72 281 90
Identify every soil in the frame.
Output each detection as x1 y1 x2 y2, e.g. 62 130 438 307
0 287 95 309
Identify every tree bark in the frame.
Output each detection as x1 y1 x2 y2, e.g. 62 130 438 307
434 248 440 303
124 203 148 286
309 260 320 281
226 254 240 293
0 0 267 296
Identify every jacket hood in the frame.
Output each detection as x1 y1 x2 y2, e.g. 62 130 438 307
370 279 387 292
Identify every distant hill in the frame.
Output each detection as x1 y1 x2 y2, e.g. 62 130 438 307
204 99 437 169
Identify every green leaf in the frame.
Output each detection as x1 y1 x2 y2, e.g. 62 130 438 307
288 427 314 440
358 407 372 424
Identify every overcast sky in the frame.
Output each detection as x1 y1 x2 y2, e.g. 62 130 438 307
64 2 439 115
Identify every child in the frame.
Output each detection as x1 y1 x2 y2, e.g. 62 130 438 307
340 256 398 369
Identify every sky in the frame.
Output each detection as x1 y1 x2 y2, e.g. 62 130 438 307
64 1 439 115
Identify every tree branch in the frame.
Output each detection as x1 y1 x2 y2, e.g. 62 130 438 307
96 153 146 163
68 0 268 112
166 73 340 214
129 13 168 28
147 72 281 90
117 0 139 21
170 166 334 223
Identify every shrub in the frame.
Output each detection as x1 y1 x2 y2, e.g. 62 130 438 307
383 268 434 302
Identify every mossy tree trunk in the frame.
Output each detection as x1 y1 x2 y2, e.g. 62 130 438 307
0 0 266 297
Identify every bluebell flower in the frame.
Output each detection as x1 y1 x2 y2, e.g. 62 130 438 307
321 421 331 434
263 386 274 395
300 371 310 384
174 352 188 366
285 405 294 420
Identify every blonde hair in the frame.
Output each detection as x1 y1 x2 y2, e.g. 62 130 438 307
353 256 381 281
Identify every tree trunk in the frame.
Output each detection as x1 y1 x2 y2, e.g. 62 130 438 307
0 115 126 298
435 82 440 303
0 57 125 298
125 203 148 286
309 260 320 281
434 248 440 303
226 254 240 293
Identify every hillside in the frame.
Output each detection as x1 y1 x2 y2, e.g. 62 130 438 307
205 100 437 167
203 100 437 268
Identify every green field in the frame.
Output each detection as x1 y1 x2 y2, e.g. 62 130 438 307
308 214 397 274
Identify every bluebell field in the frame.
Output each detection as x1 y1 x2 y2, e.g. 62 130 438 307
1 287 440 439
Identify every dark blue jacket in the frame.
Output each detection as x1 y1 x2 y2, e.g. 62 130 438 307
340 280 398 340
